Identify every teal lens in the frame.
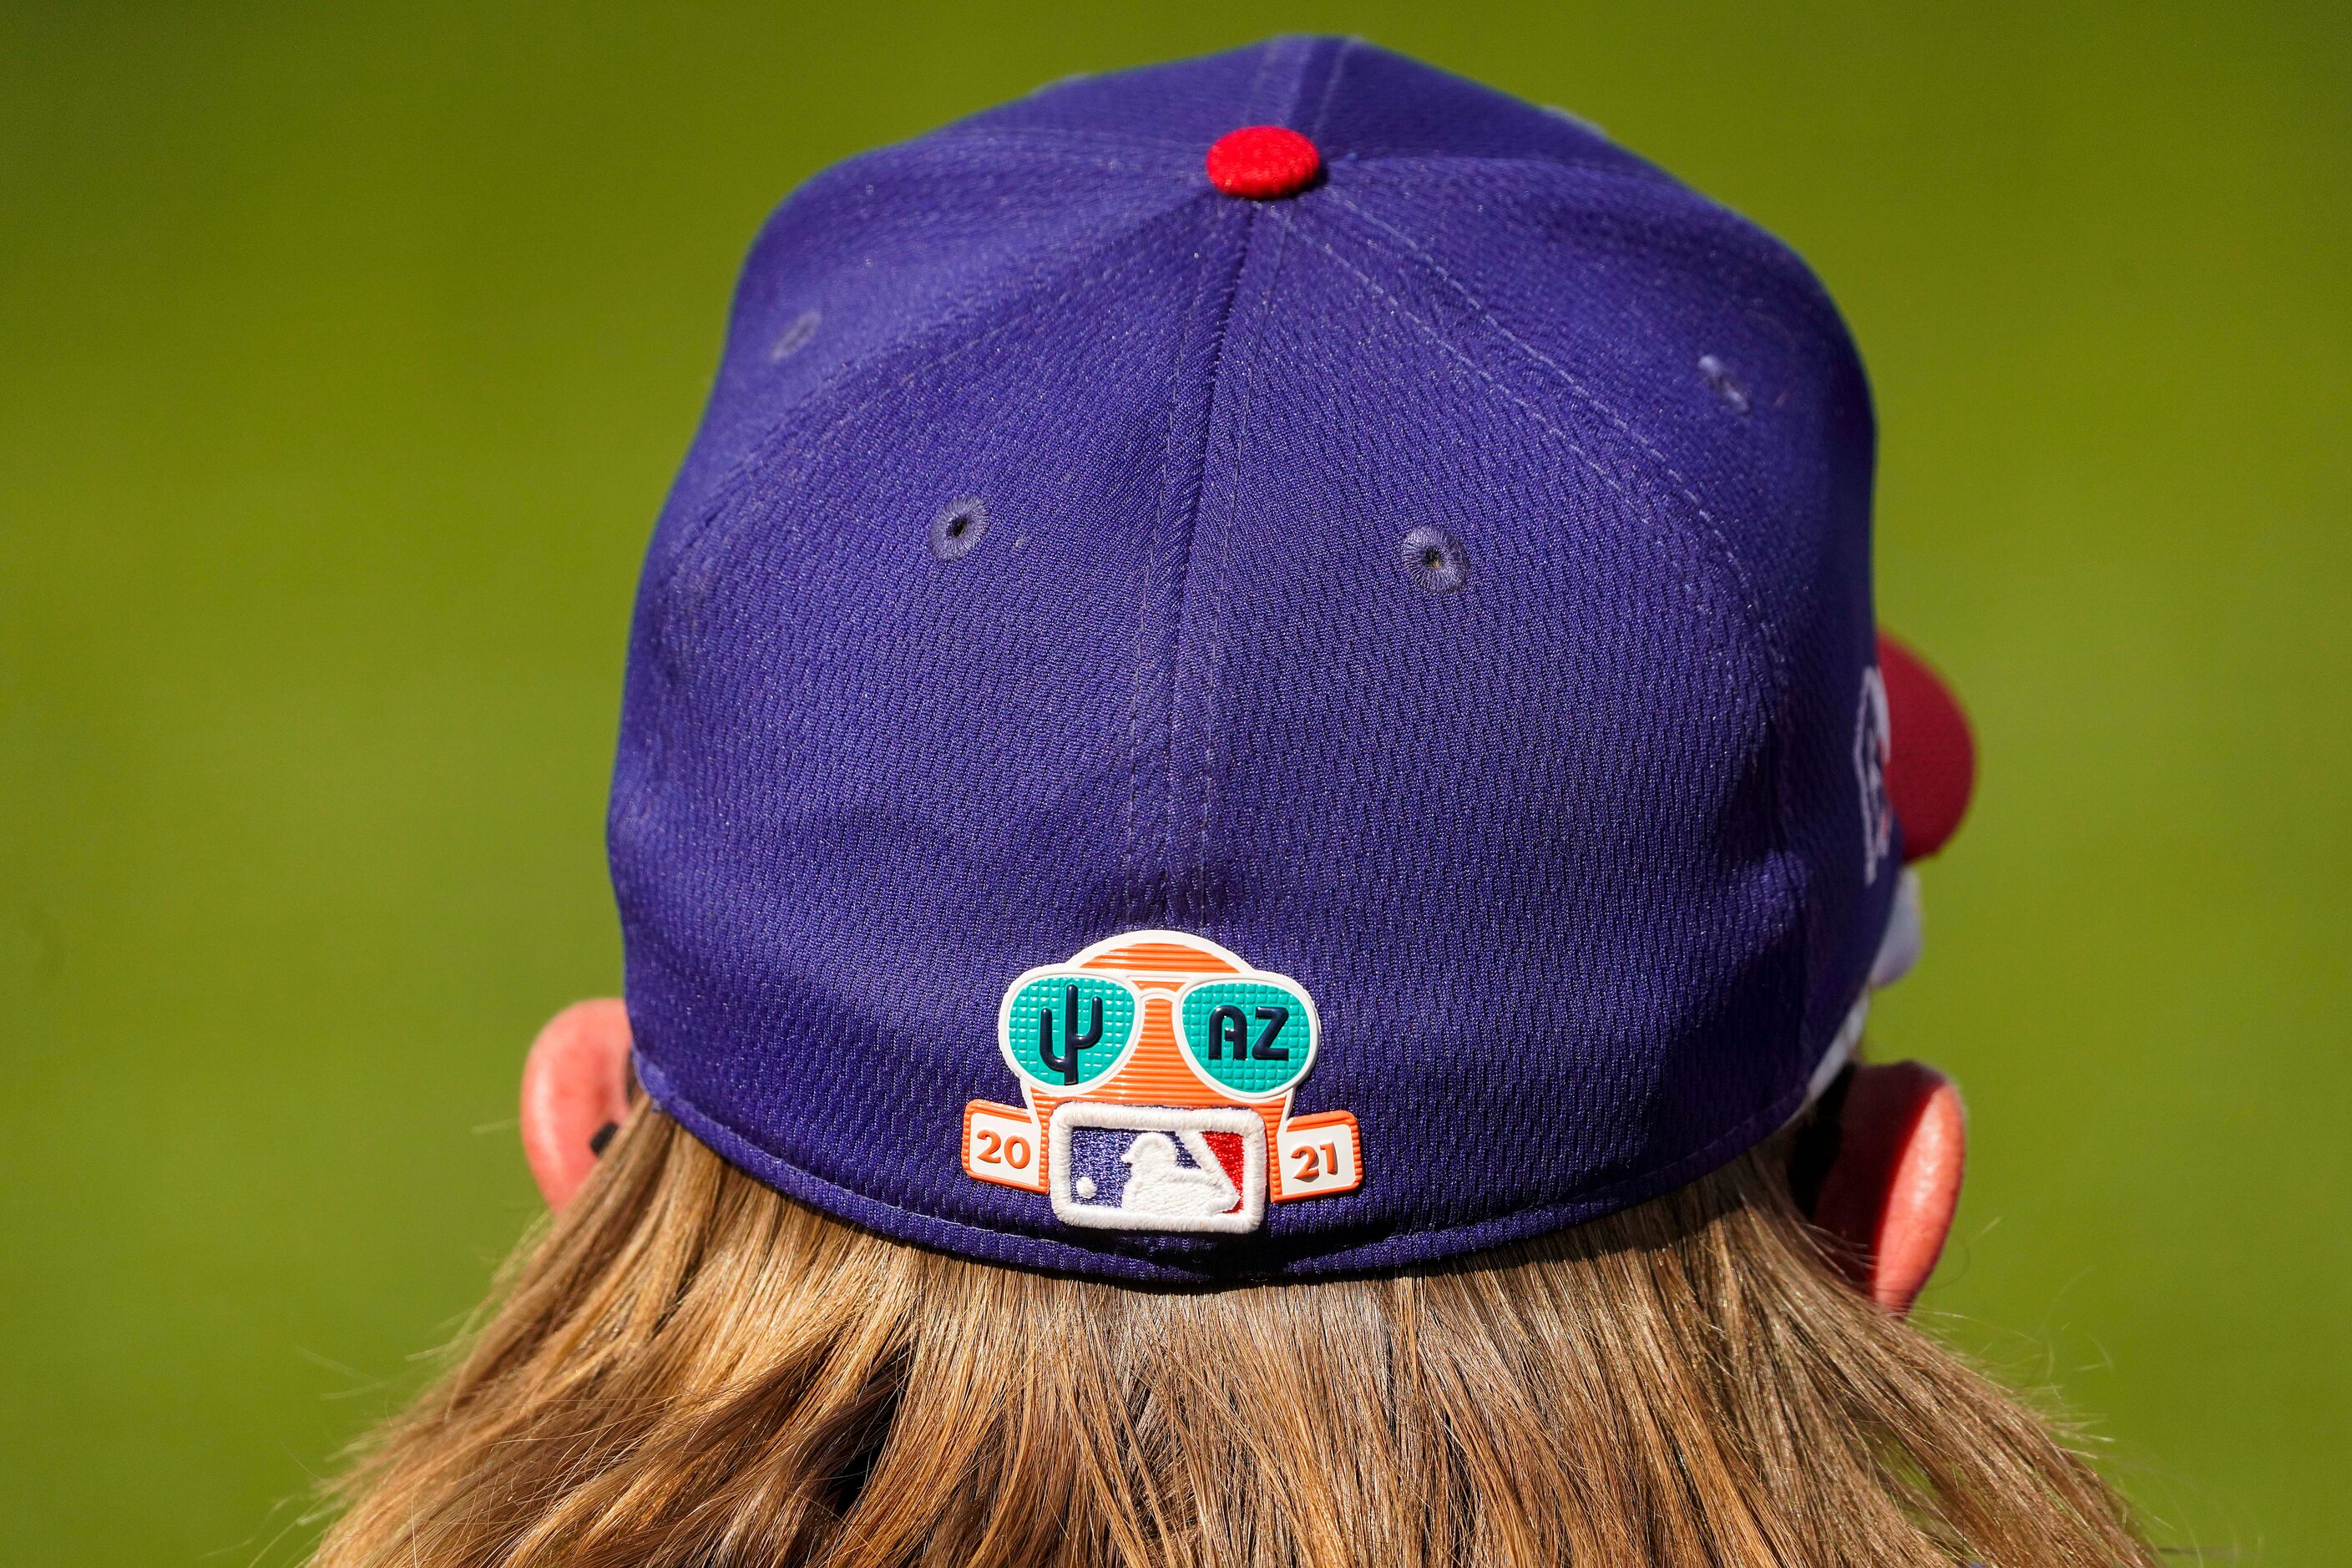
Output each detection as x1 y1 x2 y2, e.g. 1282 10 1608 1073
1177 979 1315 1098
1002 974 1136 1090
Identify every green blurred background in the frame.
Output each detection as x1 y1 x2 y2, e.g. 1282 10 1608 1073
3 0 2345 1560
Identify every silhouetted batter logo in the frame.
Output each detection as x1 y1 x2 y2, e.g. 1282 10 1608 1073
963 931 1362 1234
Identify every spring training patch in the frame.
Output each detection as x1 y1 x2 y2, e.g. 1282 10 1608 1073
963 930 1363 1234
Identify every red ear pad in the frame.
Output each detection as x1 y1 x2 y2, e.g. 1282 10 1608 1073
1877 633 1976 862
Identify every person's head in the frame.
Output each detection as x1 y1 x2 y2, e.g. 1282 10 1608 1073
317 40 2154 1567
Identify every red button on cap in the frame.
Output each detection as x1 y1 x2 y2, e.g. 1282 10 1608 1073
1206 125 1321 200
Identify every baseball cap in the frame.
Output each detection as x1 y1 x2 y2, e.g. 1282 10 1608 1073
608 37 1976 1282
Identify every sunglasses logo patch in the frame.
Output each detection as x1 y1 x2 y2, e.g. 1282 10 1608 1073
964 931 1361 1233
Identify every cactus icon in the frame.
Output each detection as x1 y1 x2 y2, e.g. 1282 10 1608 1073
1038 984 1104 1085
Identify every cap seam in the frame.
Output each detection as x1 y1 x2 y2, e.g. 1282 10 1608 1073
1177 40 1339 927
1331 159 1861 427
1137 209 1257 928
1320 148 1678 185
1124 208 1246 925
1318 187 1792 679
1270 210 1788 697
1183 196 1302 929
648 196 1206 604
1276 202 1815 1049
920 124 1205 158
1142 36 1325 928
1131 42 1287 927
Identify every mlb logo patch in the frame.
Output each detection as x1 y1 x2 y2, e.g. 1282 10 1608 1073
1050 1103 1265 1233
963 931 1362 1236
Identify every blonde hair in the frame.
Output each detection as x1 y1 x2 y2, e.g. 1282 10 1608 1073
315 1107 2157 1568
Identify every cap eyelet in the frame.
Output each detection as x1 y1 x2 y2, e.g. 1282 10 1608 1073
1697 354 1751 415
928 497 989 561
1399 524 1467 594
769 309 821 362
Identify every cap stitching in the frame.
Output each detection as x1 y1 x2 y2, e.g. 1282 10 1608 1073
1333 160 1853 377
1306 38 1362 142
1323 188 1788 680
1186 40 1341 919
1273 214 1739 640
1304 149 1680 189
1125 213 1236 927
1188 182 1302 924
922 124 1205 158
1316 185 1833 1039
1145 36 1303 927
650 206 1196 603
898 136 1195 171
1274 209 1811 1039
1145 205 1257 928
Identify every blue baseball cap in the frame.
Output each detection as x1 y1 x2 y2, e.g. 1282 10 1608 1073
608 37 1974 1282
